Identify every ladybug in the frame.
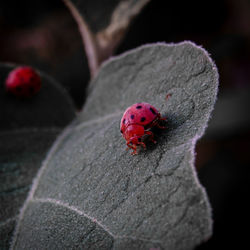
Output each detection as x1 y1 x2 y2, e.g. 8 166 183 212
5 66 41 97
120 102 166 155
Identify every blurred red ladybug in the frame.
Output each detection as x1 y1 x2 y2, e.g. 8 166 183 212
120 102 166 155
5 66 41 97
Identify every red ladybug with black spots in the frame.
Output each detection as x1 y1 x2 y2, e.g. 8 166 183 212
120 102 166 155
5 66 41 98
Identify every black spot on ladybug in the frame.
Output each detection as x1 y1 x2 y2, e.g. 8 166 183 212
120 129 123 133
136 105 142 109
141 117 146 122
16 86 22 92
150 107 156 115
29 76 35 82
138 138 141 142
123 119 126 124
131 114 135 119
29 87 34 93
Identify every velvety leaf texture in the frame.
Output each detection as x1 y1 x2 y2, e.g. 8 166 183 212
0 63 76 249
11 42 218 250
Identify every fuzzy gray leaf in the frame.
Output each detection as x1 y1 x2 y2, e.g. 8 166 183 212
12 42 218 250
0 63 76 249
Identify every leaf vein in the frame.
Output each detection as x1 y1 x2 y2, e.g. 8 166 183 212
32 198 162 245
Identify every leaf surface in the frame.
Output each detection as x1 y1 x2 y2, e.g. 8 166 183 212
12 42 218 250
0 63 75 249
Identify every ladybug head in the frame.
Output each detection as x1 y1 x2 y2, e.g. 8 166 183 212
123 124 145 145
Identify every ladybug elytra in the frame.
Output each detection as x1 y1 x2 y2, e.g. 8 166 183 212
5 66 41 97
120 102 166 155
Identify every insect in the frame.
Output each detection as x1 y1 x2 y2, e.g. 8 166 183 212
5 66 41 97
120 102 166 155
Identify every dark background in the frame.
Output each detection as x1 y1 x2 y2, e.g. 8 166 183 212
1 0 250 249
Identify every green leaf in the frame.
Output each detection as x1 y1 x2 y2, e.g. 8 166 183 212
64 0 151 76
0 63 76 249
11 42 218 250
